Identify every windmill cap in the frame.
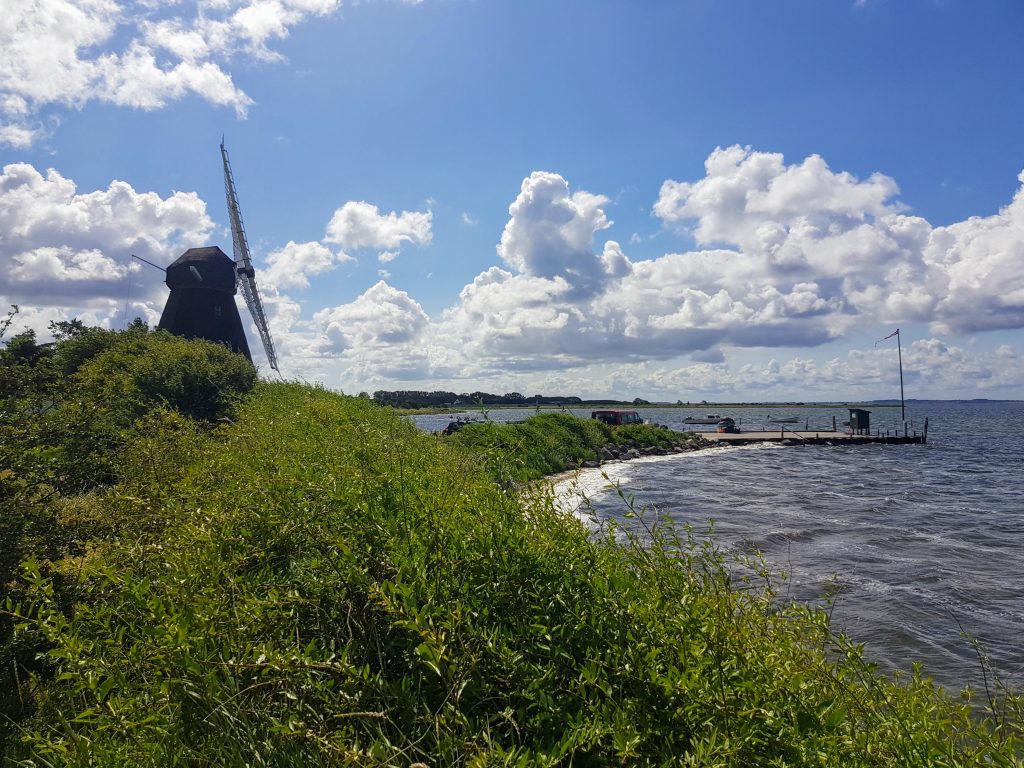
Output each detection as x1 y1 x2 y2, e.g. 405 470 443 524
165 247 237 293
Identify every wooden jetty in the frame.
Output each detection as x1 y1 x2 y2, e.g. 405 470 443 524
702 428 927 447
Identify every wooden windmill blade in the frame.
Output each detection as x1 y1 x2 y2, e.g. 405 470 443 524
220 140 280 372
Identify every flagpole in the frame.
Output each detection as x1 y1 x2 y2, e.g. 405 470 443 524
896 328 905 422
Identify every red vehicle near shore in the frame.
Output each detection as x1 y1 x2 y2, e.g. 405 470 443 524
591 409 643 426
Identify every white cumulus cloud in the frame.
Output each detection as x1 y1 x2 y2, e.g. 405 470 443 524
263 239 349 290
0 0 345 146
924 170 1024 334
653 146 1024 337
313 280 429 355
324 201 433 251
498 171 613 299
0 162 212 308
423 149 1024 384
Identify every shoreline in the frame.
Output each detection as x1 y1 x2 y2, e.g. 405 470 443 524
542 441 785 524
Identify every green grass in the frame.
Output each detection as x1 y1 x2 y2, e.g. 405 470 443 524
4 381 1022 766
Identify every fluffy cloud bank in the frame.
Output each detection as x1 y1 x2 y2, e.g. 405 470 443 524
497 171 614 299
652 146 1024 335
300 146 1024 395
0 0 344 146
3 147 1023 398
926 171 1024 334
0 162 211 322
260 201 432 293
585 338 1024 402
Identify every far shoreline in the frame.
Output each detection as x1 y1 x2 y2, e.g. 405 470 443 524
394 402 910 415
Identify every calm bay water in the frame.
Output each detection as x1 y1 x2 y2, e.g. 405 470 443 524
416 402 1024 693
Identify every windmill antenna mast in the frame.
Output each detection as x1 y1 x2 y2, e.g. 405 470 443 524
221 139 279 372
132 254 166 272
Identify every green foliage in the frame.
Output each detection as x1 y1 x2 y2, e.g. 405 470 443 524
48 323 121 378
614 422 694 448
1 316 256 748
72 328 257 424
449 412 701 482
2 325 256 495
448 412 610 481
5 383 1021 766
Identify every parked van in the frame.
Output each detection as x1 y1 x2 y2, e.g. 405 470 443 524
591 410 643 426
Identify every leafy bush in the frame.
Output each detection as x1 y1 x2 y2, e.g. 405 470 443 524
1 317 256 748
72 328 257 424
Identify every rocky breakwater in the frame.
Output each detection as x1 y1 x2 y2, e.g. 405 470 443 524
573 434 707 470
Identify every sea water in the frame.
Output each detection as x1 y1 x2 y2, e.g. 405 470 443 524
416 402 1024 693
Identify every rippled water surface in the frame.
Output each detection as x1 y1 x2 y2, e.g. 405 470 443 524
418 402 1024 692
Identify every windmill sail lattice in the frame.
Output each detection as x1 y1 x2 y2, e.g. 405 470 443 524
220 141 279 372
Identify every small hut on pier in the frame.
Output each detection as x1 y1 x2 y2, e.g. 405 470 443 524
848 408 871 435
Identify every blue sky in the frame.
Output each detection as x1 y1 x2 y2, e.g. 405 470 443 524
2 0 1023 400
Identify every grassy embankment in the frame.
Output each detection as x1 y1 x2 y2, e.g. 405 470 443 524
2 322 1022 765
445 413 703 483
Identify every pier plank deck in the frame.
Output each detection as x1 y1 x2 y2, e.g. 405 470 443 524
701 430 925 445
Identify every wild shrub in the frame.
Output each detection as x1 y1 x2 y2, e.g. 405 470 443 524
0 316 255 749
72 328 257 424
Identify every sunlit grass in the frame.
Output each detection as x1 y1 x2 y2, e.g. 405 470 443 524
5 381 1022 766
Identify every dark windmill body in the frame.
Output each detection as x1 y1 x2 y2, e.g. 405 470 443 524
154 141 279 371
158 246 252 360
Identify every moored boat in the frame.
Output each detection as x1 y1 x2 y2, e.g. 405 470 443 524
682 414 722 424
716 417 740 434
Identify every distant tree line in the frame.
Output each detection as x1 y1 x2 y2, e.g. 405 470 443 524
371 390 651 409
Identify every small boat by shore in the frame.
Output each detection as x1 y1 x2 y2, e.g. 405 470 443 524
716 417 740 434
440 417 482 435
682 414 722 424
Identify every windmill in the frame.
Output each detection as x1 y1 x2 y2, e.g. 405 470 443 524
155 142 280 372
156 245 253 359
220 140 279 372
